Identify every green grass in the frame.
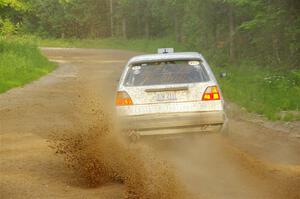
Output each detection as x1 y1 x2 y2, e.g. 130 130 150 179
38 37 300 121
214 65 300 121
0 37 57 93
38 37 189 53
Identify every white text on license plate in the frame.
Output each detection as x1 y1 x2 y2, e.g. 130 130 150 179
156 92 177 101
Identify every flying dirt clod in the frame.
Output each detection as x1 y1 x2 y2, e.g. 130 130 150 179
48 103 192 199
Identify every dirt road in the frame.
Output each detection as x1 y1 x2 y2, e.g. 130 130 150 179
1 48 300 199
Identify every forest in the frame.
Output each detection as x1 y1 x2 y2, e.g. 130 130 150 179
1 0 299 67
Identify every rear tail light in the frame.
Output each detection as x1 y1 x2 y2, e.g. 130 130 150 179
202 86 221 101
116 91 133 106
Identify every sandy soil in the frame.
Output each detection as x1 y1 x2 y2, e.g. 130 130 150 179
0 48 300 199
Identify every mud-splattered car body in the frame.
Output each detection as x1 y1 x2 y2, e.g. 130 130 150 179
116 50 227 139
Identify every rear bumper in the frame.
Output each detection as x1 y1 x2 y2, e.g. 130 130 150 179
119 111 227 136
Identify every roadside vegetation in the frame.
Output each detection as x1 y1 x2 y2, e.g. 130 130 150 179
0 37 56 93
38 37 187 53
214 65 300 121
1 0 299 120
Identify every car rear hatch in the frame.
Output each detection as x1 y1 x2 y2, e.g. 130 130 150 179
118 60 223 115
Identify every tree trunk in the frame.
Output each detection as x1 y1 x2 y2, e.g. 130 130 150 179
228 5 236 62
213 21 218 48
272 33 281 63
137 16 141 37
122 18 127 39
145 19 150 38
109 0 114 37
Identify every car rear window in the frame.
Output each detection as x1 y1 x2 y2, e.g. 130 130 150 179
124 60 210 87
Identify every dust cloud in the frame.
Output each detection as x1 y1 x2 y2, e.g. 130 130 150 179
48 97 192 199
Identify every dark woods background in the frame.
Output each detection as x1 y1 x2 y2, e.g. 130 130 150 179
1 0 299 67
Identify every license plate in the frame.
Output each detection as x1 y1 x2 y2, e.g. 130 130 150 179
156 92 177 101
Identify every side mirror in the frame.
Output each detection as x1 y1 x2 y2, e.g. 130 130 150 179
220 72 227 78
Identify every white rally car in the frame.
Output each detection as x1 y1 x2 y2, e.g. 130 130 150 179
116 48 228 141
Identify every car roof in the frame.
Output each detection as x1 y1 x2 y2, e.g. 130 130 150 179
128 52 204 64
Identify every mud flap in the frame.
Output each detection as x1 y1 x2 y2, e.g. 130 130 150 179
127 130 141 143
220 117 230 136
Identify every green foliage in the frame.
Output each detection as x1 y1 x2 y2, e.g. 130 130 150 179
0 37 56 93
2 0 299 67
214 64 300 121
0 0 28 36
23 0 110 38
0 18 17 35
0 0 27 10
